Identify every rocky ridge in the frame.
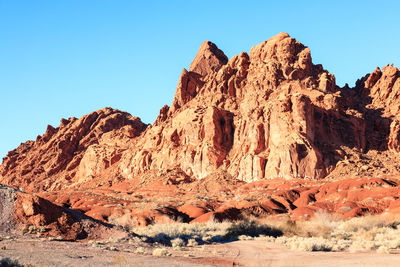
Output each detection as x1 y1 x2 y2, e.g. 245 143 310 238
0 107 147 191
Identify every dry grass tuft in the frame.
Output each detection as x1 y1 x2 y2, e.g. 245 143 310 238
257 213 400 252
131 219 282 246
128 213 400 253
152 248 171 257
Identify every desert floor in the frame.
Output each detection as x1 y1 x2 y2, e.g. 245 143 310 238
1 237 400 267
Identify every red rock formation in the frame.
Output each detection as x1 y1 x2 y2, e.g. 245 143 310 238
2 32 400 187
2 33 400 232
354 64 400 152
0 107 147 191
15 191 84 240
115 32 366 182
0 185 122 240
189 41 228 76
360 65 400 116
389 119 400 152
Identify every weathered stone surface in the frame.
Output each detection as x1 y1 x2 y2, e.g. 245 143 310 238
389 119 400 152
353 64 400 151
0 108 147 191
189 41 228 77
169 69 204 113
114 32 367 182
0 185 92 240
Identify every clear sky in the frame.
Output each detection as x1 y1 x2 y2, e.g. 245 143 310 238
0 0 399 158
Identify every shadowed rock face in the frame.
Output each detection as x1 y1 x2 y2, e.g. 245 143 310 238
352 65 400 152
1 32 400 190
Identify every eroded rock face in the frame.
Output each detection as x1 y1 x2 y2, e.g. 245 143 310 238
389 120 400 152
15 191 85 240
189 40 228 77
361 65 400 116
0 108 147 191
0 184 81 239
116 32 366 182
1 32 400 191
0 184 127 240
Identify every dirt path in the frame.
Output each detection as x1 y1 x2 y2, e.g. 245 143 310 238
0 237 216 267
223 240 400 267
2 237 400 266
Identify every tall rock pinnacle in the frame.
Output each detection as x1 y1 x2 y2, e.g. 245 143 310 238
189 41 228 76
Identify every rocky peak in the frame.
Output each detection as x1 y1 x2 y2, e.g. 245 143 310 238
248 32 336 92
360 65 400 116
169 41 229 114
3 33 400 238
353 64 400 152
189 41 228 77
113 33 366 182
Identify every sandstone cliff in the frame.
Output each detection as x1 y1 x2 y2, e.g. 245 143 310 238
113 32 367 183
1 32 400 191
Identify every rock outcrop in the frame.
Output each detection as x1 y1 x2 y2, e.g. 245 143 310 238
0 108 147 191
0 184 122 240
351 65 400 152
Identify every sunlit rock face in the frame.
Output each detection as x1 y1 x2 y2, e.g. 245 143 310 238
2 32 400 191
118 32 365 182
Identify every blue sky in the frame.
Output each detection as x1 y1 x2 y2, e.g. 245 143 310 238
0 1 399 158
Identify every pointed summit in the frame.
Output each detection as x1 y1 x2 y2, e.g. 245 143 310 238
189 41 228 76
247 32 336 92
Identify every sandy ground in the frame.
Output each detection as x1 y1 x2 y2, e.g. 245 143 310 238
1 236 400 266
224 240 400 267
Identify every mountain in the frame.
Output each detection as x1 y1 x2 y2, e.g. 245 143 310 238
1 33 400 235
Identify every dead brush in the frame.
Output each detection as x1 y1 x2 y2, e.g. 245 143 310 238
223 220 283 240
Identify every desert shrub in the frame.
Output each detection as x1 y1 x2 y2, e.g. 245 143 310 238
135 247 146 254
0 257 23 267
187 238 198 246
133 221 227 246
132 220 281 246
275 236 334 251
152 248 171 257
223 220 282 240
22 225 46 235
130 214 400 253
153 233 171 246
259 214 400 252
262 212 338 238
171 238 186 247
377 245 390 254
